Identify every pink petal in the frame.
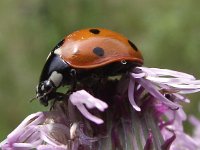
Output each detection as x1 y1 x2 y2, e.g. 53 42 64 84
69 90 108 124
128 78 141 111
76 104 104 124
69 90 108 111
133 77 180 109
138 67 195 79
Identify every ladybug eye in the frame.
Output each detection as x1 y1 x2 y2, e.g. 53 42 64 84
43 81 53 92
38 81 53 93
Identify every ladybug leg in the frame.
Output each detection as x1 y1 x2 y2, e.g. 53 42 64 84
70 69 77 91
50 100 56 110
54 92 66 100
49 92 66 110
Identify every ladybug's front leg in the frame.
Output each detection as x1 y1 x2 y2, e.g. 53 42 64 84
49 92 66 110
50 89 77 110
70 69 77 91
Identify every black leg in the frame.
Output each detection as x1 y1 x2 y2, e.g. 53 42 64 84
49 92 66 110
70 69 77 91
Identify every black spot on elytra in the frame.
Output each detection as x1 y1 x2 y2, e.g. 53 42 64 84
93 47 104 57
89 29 100 34
53 39 65 51
128 40 138 51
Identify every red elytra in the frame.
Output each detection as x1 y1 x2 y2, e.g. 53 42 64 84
55 28 143 69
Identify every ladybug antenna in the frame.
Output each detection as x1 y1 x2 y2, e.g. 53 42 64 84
34 92 50 102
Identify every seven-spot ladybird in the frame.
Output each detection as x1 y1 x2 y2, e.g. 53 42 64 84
36 28 143 106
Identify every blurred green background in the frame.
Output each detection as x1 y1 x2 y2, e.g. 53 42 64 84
0 0 200 140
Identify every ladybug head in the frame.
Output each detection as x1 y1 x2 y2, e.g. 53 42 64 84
36 51 74 106
36 80 55 106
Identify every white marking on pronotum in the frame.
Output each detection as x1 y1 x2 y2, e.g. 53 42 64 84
49 71 63 87
54 48 62 55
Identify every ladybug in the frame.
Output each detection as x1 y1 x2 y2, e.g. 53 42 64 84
36 28 143 106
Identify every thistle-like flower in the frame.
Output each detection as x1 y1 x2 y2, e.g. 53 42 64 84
1 66 200 150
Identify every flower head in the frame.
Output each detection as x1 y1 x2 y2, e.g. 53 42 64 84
0 108 97 149
1 66 200 150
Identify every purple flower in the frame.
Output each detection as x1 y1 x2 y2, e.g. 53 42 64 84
1 66 200 150
189 116 200 147
0 109 97 149
69 90 108 124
